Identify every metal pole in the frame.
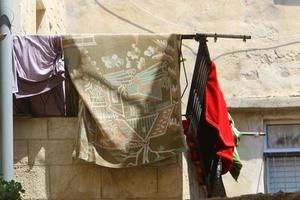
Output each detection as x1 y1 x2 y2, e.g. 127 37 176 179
181 33 251 41
0 0 13 181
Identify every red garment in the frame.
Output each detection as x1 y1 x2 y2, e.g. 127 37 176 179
204 61 234 174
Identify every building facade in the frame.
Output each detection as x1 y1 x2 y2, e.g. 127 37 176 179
6 0 300 199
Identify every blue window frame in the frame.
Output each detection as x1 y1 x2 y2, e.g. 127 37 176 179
264 122 300 193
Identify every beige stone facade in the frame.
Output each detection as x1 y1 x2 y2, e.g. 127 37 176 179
12 0 65 34
9 0 300 199
62 0 300 106
11 1 190 199
14 117 185 199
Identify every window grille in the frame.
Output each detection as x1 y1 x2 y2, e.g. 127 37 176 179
264 123 300 193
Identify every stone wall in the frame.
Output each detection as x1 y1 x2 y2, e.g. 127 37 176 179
13 117 184 200
12 0 66 34
9 0 300 199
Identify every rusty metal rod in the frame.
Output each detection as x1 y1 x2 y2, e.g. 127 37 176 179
181 33 251 42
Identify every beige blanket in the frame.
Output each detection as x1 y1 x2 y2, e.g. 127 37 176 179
63 34 187 167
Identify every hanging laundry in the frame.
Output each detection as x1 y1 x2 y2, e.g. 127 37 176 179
182 119 206 184
13 84 65 117
228 113 242 181
12 35 65 116
63 34 187 168
201 61 234 174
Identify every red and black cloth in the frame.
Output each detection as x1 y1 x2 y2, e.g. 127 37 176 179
184 61 234 175
204 61 234 174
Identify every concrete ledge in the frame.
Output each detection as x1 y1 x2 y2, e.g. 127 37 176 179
227 96 300 110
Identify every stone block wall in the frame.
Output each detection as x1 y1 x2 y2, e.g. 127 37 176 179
13 117 184 200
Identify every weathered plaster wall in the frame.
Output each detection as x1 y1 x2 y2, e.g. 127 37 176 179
223 135 265 196
35 0 66 34
12 0 65 34
11 0 36 34
63 0 300 107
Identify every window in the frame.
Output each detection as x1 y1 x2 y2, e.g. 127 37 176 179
274 0 300 6
264 122 300 193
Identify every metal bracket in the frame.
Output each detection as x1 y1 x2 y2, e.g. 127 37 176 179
181 33 251 42
0 33 7 40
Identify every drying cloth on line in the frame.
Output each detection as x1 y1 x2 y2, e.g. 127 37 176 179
13 35 65 98
62 34 187 167
204 61 234 174
13 84 65 117
228 113 242 181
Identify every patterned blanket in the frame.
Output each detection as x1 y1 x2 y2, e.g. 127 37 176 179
62 34 187 167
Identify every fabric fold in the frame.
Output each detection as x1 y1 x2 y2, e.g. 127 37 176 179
13 35 65 98
228 113 242 181
12 35 65 116
63 34 187 167
203 61 234 174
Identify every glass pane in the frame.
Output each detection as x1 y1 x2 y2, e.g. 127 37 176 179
267 124 300 148
267 156 300 193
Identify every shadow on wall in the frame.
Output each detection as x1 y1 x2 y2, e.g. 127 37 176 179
274 0 300 5
12 117 79 199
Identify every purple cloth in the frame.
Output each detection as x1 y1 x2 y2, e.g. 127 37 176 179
13 35 65 98
12 35 66 116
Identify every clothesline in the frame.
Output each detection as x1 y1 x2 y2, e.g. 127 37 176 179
1 32 252 42
181 33 251 42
